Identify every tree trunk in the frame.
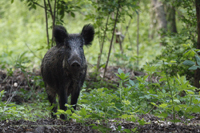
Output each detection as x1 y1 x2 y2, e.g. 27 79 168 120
103 3 120 79
149 0 157 39
155 0 167 34
96 15 109 75
150 0 167 45
194 0 200 88
137 12 139 66
44 0 50 49
165 4 177 33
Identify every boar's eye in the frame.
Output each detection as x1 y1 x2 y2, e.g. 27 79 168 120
80 44 83 48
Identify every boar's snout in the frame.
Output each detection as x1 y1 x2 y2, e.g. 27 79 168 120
68 53 82 71
71 61 81 68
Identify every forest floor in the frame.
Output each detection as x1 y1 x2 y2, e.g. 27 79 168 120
0 67 200 133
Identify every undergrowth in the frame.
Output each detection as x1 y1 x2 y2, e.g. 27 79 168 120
0 61 199 132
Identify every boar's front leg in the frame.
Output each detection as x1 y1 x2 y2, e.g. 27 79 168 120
71 84 81 110
59 82 71 120
59 89 68 119
71 91 80 110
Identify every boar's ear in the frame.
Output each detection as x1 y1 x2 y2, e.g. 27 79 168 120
81 24 94 46
53 25 68 46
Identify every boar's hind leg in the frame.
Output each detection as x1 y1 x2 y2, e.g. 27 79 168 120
46 86 57 118
59 89 68 119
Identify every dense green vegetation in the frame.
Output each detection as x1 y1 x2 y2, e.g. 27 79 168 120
0 0 200 132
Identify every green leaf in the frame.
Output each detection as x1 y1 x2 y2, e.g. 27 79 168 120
91 113 104 119
192 106 200 113
71 113 82 120
184 49 196 57
183 60 195 66
80 108 87 116
117 125 122 130
175 106 180 111
124 129 131 133
71 12 75 18
138 118 146 125
173 99 180 103
195 98 200 102
151 102 157 106
187 115 195 119
170 60 176 63
186 90 195 95
116 73 129 80
11 0 14 3
120 114 129 119
192 99 199 104
131 128 137 132
159 103 168 108
129 80 135 86
158 112 168 118
189 65 199 70
66 109 72 115
149 89 156 94
195 55 200 66
118 68 123 74
159 77 167 82
56 109 65 114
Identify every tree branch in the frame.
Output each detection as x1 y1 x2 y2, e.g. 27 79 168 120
43 0 50 49
47 0 54 20
194 0 200 88
32 1 51 12
96 15 110 74
103 1 120 79
137 11 139 67
51 0 57 47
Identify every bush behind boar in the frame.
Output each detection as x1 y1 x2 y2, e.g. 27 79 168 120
41 24 94 119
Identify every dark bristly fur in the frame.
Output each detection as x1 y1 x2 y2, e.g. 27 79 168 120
41 24 94 119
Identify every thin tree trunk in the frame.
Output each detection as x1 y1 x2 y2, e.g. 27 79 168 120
154 0 167 45
47 0 53 19
123 15 132 40
47 0 54 47
103 3 120 79
51 0 57 47
194 0 200 88
119 35 123 54
96 15 109 74
155 0 167 31
165 4 177 33
44 0 49 49
137 12 139 66
121 14 133 48
150 0 157 39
